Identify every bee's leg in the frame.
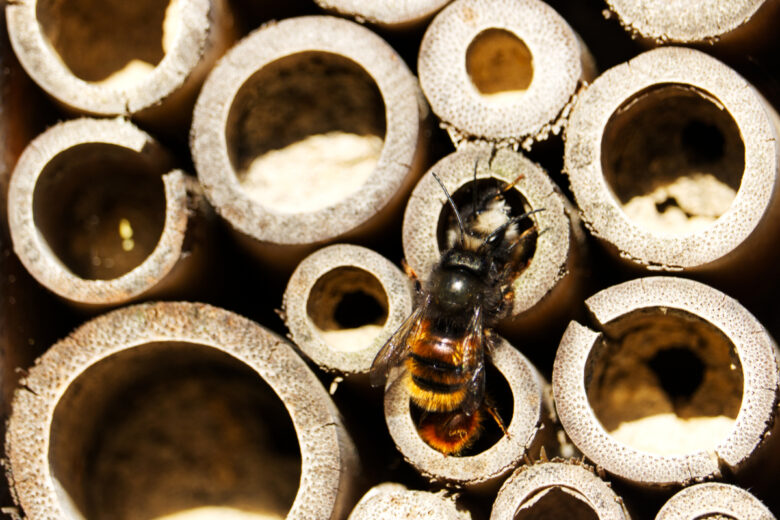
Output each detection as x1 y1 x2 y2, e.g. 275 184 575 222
483 398 510 439
501 173 525 194
401 258 422 293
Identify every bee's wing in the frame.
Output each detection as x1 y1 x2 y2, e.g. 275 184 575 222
460 306 486 416
369 295 429 387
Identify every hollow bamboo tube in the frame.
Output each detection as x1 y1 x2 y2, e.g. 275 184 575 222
5 0 235 132
604 0 780 45
191 15 428 272
313 0 452 29
283 244 414 375
552 276 780 488
348 483 471 520
490 461 632 520
564 47 780 284
655 483 775 520
5 301 359 520
7 117 210 307
384 335 555 490
402 143 585 339
417 0 595 148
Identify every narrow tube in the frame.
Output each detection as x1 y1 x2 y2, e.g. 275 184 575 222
192 15 428 271
564 47 780 283
5 0 235 131
283 244 414 375
655 483 775 520
5 301 359 520
552 276 780 487
384 335 555 490
7 117 210 307
490 461 632 520
348 483 471 520
402 143 585 339
418 0 595 148
312 0 451 28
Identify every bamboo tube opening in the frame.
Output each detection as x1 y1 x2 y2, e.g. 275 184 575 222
564 47 780 272
348 483 471 520
225 51 386 214
32 143 167 280
50 342 301 520
491 462 630 520
192 16 425 252
601 84 745 236
306 266 389 353
384 335 551 488
513 487 598 520
466 28 534 101
586 309 743 456
435 176 538 270
35 0 176 87
283 244 414 374
6 302 358 520
552 277 780 486
418 0 593 146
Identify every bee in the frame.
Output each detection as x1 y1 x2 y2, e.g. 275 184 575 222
371 165 542 455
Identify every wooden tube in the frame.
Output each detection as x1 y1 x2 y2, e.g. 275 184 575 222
283 244 414 375
5 0 235 133
564 47 780 286
552 276 780 488
490 461 632 520
603 0 780 45
312 0 451 29
5 301 359 520
384 335 555 490
418 0 595 148
402 143 585 339
7 117 210 308
191 15 428 272
655 483 775 520
348 483 471 520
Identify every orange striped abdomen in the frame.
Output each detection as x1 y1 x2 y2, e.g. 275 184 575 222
404 329 467 412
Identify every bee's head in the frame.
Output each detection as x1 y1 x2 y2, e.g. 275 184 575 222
429 250 489 314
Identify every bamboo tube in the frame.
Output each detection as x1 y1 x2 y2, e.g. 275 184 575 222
603 0 780 45
312 0 452 29
7 117 211 307
5 301 359 520
564 47 780 286
5 0 235 132
417 0 595 148
490 461 631 520
655 483 775 520
383 335 555 490
283 244 414 375
191 15 428 272
552 276 780 488
402 143 585 339
348 483 471 520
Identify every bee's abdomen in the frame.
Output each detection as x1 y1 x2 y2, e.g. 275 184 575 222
405 335 467 412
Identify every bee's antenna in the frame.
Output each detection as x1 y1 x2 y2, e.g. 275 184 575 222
472 159 479 215
432 172 466 246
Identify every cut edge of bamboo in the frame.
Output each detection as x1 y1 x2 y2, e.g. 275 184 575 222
4 301 359 520
552 276 780 487
418 0 594 148
655 482 775 520
490 460 631 520
348 483 471 520
7 117 201 307
191 15 427 257
564 46 780 275
313 0 451 28
282 243 414 375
